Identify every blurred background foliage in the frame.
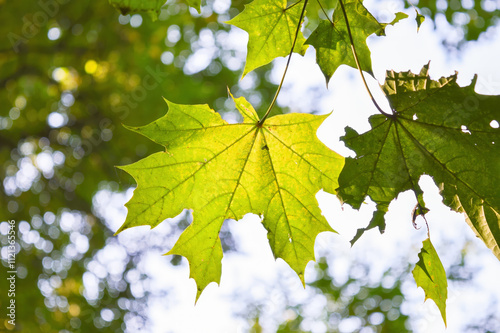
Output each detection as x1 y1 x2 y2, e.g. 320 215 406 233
404 0 500 45
0 0 499 332
247 258 411 333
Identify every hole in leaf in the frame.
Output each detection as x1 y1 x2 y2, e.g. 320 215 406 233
490 120 499 128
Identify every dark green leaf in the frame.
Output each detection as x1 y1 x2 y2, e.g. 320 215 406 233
338 64 500 259
305 0 407 84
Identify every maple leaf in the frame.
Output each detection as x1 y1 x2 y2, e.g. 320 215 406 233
227 0 308 78
412 237 448 325
305 0 407 84
337 64 500 260
117 95 344 300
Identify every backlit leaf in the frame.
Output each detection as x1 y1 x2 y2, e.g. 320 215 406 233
227 0 308 77
117 95 344 300
306 0 407 84
412 237 447 325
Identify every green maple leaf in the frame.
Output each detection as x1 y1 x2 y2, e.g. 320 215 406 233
338 64 500 260
413 237 448 325
117 95 344 300
227 0 308 77
108 0 165 19
306 0 407 84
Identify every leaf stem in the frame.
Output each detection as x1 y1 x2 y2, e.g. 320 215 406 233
286 0 303 10
316 0 333 24
337 0 394 117
258 0 308 126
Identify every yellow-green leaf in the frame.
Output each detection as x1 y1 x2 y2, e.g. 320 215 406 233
227 0 308 77
117 95 344 300
412 238 448 326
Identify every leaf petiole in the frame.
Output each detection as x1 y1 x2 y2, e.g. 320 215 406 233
258 0 309 126
337 0 394 117
316 0 333 24
286 0 304 10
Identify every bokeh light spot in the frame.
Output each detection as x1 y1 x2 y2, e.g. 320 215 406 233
85 60 98 74
48 27 61 40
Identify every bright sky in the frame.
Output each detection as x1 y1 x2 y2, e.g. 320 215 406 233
95 2 500 332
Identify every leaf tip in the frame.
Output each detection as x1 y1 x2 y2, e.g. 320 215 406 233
470 73 479 89
240 68 250 80
194 287 203 305
298 272 306 288
113 223 127 236
162 96 171 107
324 75 331 88
115 163 132 175
122 123 140 132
